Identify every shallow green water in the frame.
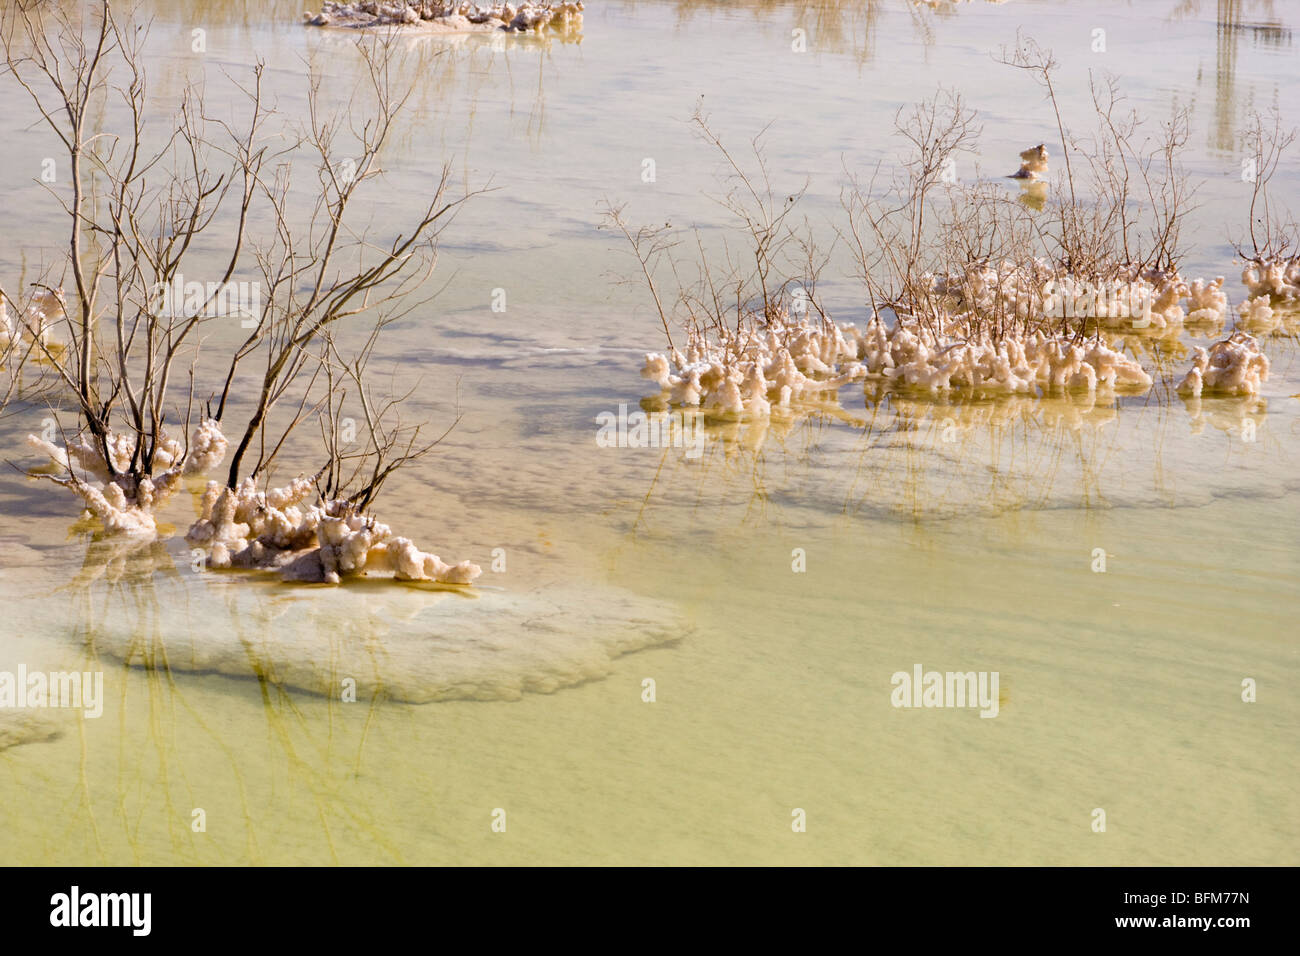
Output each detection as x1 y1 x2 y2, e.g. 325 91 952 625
0 0 1297 864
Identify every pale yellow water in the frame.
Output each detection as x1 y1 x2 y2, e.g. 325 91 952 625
0 0 1296 865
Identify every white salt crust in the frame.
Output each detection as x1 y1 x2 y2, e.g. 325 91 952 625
1010 143 1049 180
1241 257 1300 301
637 259 1264 418
304 1 583 32
27 414 478 586
27 418 227 536
186 478 481 586
0 288 65 352
1176 331 1270 398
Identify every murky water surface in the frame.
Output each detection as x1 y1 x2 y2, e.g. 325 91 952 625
0 0 1296 864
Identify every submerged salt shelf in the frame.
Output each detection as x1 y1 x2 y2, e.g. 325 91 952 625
0 627 83 751
626 400 1295 527
61 573 685 704
0 709 63 752
0 645 74 753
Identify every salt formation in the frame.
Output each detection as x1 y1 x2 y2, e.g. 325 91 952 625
304 1 584 32
933 262 1227 332
187 480 480 587
1038 270 1221 331
1231 257 1300 333
1184 276 1229 328
184 417 229 475
1010 143 1049 180
638 256 1263 415
27 415 477 590
1175 332 1270 398
1236 294 1277 333
0 288 65 351
27 418 227 535
641 319 866 419
642 305 1152 416
1241 257 1300 301
854 316 1152 392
